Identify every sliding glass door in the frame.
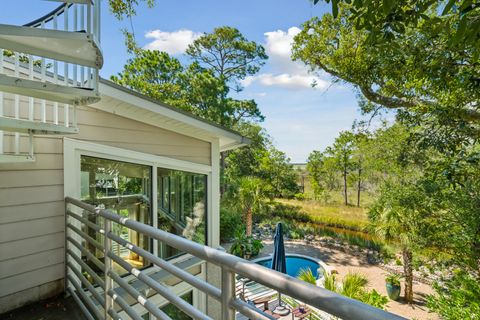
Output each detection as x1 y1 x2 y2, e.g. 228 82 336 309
157 168 207 260
80 156 152 275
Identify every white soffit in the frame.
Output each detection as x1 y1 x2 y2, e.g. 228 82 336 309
89 79 249 151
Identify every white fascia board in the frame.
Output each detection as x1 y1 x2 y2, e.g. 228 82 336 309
95 80 248 150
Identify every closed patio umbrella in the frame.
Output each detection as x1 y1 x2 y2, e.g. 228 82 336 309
271 222 288 314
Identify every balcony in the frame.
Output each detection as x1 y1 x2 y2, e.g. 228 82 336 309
63 197 406 320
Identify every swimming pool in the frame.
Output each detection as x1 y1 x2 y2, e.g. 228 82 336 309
252 254 325 279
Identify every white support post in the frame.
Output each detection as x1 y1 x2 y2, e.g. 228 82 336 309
104 217 114 320
87 1 92 34
73 5 78 86
221 267 235 320
28 55 34 122
40 22 46 123
29 132 34 159
65 105 70 127
14 52 20 155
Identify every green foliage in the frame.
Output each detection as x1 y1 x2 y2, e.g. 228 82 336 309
229 230 263 258
385 274 401 287
323 271 389 309
297 268 317 285
314 0 480 51
186 26 268 92
108 0 156 20
322 270 338 292
427 271 480 319
341 272 368 298
292 9 480 132
224 123 299 199
219 206 242 242
361 289 390 310
341 272 389 309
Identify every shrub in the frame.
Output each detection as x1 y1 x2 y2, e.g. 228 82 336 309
229 230 264 258
297 268 317 285
341 272 369 299
294 193 306 200
323 270 338 292
427 270 480 319
361 289 389 309
220 207 242 242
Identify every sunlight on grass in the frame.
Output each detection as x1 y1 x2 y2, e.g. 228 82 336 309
277 198 369 230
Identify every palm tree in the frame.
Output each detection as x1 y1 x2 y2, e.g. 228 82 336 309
235 176 270 236
369 182 424 304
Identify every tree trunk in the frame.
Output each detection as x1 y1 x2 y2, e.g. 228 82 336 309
357 168 361 208
403 248 414 304
245 207 253 236
343 166 348 206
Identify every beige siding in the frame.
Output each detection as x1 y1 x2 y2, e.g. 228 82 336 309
0 104 211 312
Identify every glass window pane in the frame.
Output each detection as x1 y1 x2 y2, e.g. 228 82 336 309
80 156 152 277
161 291 193 320
157 168 207 260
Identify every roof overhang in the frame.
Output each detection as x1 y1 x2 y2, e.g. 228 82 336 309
89 79 250 152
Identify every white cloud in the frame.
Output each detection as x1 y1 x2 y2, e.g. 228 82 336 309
143 29 201 54
242 73 330 90
264 27 301 59
242 26 333 91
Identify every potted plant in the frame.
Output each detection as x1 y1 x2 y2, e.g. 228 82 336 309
385 273 401 301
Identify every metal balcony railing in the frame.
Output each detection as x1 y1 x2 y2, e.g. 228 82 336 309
65 196 406 320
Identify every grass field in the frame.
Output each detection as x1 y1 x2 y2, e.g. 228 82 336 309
277 197 371 231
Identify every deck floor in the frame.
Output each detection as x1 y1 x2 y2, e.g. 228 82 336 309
1 294 86 320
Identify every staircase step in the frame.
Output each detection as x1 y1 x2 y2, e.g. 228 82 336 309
0 24 103 68
0 117 79 134
0 74 100 105
0 154 35 163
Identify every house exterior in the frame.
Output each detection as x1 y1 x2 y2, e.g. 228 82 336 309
0 2 247 318
0 75 248 315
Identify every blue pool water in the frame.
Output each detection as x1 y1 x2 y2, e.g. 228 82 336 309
255 255 323 279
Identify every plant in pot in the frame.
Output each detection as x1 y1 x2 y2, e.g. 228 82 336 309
385 273 401 301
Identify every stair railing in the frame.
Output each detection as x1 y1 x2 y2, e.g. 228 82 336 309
0 0 102 161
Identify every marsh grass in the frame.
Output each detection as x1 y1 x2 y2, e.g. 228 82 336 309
276 198 369 231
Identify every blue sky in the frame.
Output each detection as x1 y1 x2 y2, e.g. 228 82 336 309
1 0 367 162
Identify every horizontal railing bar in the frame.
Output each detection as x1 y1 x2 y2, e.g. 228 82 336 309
67 222 105 252
107 289 143 320
67 209 103 232
108 270 173 320
67 248 105 289
67 235 104 271
67 274 104 320
66 197 406 320
67 261 106 307
107 249 212 320
107 231 222 300
67 287 95 320
107 308 122 320
231 299 276 320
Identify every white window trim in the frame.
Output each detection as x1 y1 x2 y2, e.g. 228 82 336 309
64 138 218 313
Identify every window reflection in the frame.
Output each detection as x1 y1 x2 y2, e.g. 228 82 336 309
157 168 207 259
80 156 152 277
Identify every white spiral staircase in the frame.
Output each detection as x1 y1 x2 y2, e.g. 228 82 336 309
0 0 103 162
